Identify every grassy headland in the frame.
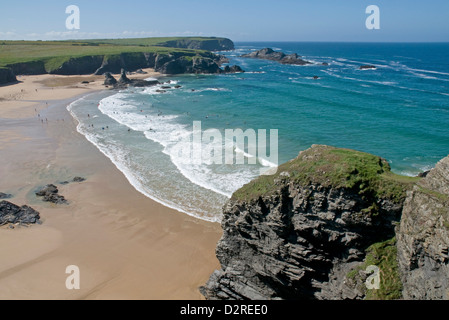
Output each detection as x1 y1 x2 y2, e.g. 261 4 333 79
0 37 234 76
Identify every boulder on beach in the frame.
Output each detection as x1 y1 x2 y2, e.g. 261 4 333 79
0 193 13 200
118 68 131 84
72 176 86 183
35 184 68 205
0 201 41 226
104 72 118 86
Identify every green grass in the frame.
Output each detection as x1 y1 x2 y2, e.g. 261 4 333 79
73 37 218 47
346 238 403 300
233 145 420 203
0 37 222 71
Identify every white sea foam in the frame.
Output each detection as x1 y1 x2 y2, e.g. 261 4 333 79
96 89 261 202
68 96 226 222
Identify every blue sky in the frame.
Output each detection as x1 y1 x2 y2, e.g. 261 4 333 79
0 0 448 42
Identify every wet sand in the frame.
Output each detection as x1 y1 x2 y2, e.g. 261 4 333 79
0 71 222 300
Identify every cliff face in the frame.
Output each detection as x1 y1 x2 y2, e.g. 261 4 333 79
8 51 241 77
202 145 415 300
0 67 17 84
49 56 104 75
7 61 46 76
396 155 449 300
4 38 238 76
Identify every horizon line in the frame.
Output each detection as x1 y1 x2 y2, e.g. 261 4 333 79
1 37 448 44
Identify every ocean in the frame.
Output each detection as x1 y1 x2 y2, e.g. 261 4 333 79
67 42 449 222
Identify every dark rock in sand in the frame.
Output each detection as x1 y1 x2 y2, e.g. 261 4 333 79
0 201 41 226
0 193 13 200
81 81 90 84
104 69 159 89
73 177 86 183
118 68 131 84
36 184 58 196
104 72 118 86
35 184 68 204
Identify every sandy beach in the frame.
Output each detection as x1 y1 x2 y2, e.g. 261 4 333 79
0 70 222 300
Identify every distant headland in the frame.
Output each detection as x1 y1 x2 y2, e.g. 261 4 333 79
0 37 241 85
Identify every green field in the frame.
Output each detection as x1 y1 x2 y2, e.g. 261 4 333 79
0 37 228 73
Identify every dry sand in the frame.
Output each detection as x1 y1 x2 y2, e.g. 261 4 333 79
0 70 222 300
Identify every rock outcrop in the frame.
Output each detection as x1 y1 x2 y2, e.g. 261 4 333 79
360 65 377 70
0 201 41 226
396 155 449 300
202 145 416 300
0 67 17 84
154 54 244 75
35 184 68 204
104 70 160 89
93 51 244 77
104 72 118 86
0 193 13 200
242 48 312 66
118 68 131 84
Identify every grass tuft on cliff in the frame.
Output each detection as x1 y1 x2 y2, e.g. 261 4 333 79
346 237 403 300
233 145 420 203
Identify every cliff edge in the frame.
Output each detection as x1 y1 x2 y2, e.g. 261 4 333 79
396 155 449 299
201 145 418 300
0 67 17 85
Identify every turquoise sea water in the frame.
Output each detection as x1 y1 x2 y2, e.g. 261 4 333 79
68 42 449 221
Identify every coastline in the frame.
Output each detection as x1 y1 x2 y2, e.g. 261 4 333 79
0 70 222 300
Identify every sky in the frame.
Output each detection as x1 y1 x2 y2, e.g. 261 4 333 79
0 0 448 42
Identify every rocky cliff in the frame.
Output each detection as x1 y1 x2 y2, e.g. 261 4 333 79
201 145 417 300
242 48 312 66
396 155 449 300
7 51 242 77
0 67 17 84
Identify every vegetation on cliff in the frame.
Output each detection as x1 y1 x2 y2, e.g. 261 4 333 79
0 37 234 76
203 145 420 300
346 237 403 300
233 145 419 205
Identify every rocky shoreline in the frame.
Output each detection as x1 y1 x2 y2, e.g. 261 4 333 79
0 201 41 228
201 145 449 300
241 48 313 66
0 38 242 85
0 176 87 229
